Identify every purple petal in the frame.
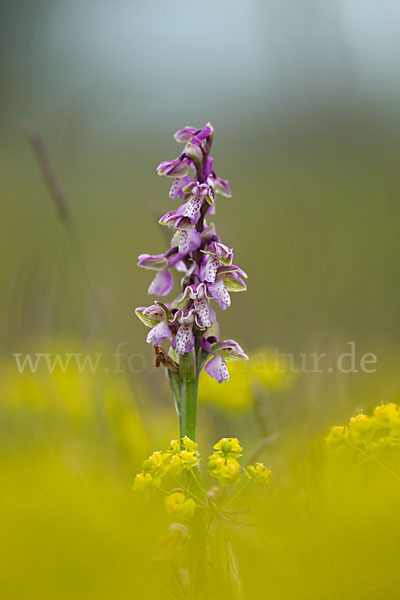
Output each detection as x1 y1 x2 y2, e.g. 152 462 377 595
194 125 211 142
200 254 220 284
175 261 187 273
148 270 173 296
185 282 206 299
146 320 172 345
157 159 189 178
167 251 186 268
176 196 203 225
159 210 193 230
204 157 214 179
172 323 195 355
179 229 202 255
169 175 192 200
194 297 217 328
173 127 197 143
214 177 232 197
206 203 216 216
205 355 229 383
137 253 168 270
210 339 248 360
207 278 231 310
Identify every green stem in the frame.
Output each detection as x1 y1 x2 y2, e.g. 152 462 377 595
167 369 181 415
179 351 198 443
223 479 251 509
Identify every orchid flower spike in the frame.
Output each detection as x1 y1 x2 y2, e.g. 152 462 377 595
135 124 248 385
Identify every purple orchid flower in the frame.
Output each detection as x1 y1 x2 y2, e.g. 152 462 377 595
137 253 168 270
138 251 187 297
171 309 196 355
135 124 248 386
137 253 173 296
203 338 248 383
160 182 213 229
179 282 217 328
174 124 212 145
173 127 198 143
135 303 174 346
207 265 247 310
199 242 234 284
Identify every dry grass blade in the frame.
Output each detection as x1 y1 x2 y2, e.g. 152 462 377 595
22 122 71 225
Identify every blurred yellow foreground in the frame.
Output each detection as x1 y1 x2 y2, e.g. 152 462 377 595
1 350 400 600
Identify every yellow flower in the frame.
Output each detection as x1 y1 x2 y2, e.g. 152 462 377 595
324 425 348 448
165 492 195 519
208 454 241 486
133 472 153 492
245 463 272 488
181 436 198 451
170 450 199 474
168 439 180 454
213 437 243 458
141 451 168 479
348 413 375 445
373 403 400 430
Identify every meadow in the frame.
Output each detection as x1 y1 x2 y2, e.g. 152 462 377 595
2 2 400 593
1 117 400 598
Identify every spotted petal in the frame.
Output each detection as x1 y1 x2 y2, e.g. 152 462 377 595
176 196 203 225
194 296 216 328
169 176 192 200
172 322 195 355
207 278 231 310
200 254 220 283
205 354 229 383
179 229 202 254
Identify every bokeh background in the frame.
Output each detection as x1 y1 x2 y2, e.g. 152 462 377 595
1 1 400 598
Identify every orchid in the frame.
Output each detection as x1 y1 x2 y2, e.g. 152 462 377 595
135 123 248 441
135 303 173 346
203 338 248 383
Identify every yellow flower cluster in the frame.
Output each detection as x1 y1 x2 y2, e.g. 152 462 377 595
134 436 272 517
325 403 400 453
133 437 200 492
207 437 272 489
208 455 241 486
208 437 243 486
208 438 243 487
213 437 243 457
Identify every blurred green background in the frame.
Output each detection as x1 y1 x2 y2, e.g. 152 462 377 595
1 1 400 598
